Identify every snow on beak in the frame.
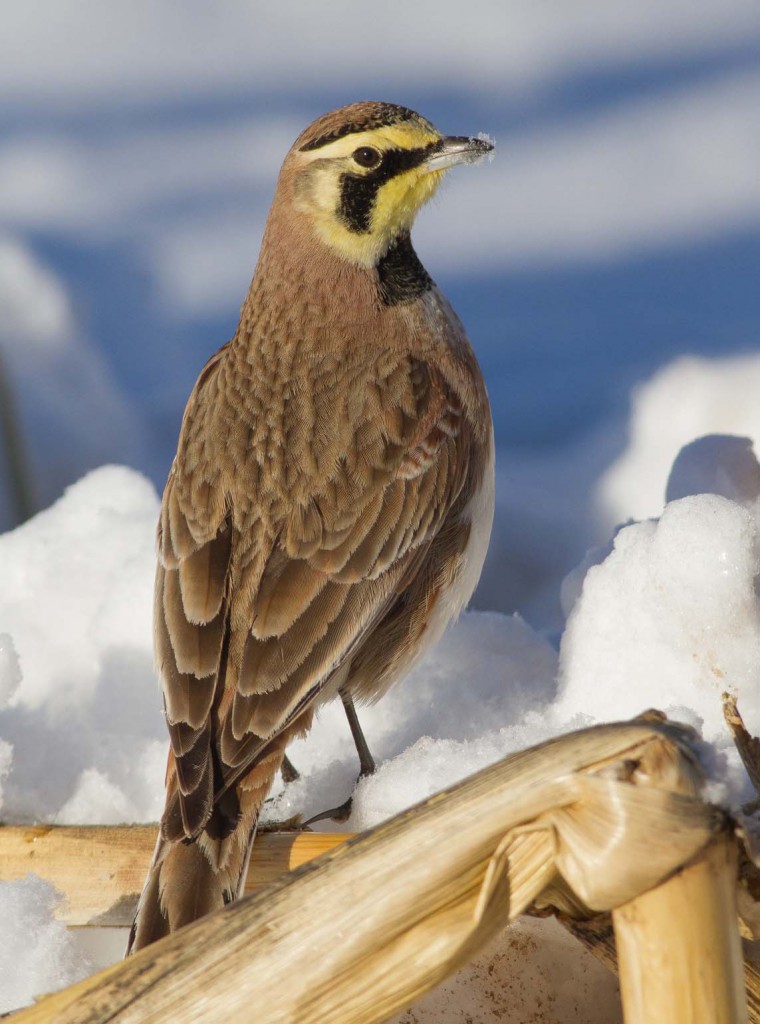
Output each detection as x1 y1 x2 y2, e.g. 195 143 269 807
423 135 494 173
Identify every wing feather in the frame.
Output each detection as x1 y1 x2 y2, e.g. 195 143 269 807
156 352 477 841
178 526 230 624
163 568 224 678
167 479 197 561
240 581 351 693
252 558 328 640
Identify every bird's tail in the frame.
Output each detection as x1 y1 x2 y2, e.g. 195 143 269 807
127 723 305 954
126 824 253 954
125 754 265 956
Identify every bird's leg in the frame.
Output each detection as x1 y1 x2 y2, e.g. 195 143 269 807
302 692 376 826
341 691 376 778
280 753 300 783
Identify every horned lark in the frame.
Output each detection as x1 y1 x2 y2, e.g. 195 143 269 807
129 101 494 952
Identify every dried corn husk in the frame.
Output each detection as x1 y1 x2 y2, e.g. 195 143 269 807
614 833 746 1024
0 826 346 926
10 718 737 1024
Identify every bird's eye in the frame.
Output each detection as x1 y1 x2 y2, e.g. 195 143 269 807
353 146 382 169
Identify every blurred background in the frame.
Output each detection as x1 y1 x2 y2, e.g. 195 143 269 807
1 0 759 629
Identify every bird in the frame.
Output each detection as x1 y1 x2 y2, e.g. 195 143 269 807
128 101 494 953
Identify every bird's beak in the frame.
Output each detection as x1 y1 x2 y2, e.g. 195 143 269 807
423 135 494 173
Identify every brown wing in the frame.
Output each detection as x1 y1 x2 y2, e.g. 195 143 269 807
156 350 474 841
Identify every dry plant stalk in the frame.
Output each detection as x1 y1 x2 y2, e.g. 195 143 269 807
567 915 760 1022
614 832 746 1024
0 826 348 926
8 826 760 1019
723 693 760 798
10 719 735 1024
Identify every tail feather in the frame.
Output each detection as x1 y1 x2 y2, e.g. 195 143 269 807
126 748 285 955
126 830 246 955
128 724 302 955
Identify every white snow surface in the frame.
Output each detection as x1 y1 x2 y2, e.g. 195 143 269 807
0 465 166 832
559 493 759 800
3 423 760 1012
0 876 91 1010
598 354 760 528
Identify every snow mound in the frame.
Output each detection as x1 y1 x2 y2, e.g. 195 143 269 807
0 875 90 1012
4 432 760 1011
0 465 165 825
562 433 760 805
264 612 559 832
0 464 157 712
559 493 760 738
598 354 760 528
666 433 760 510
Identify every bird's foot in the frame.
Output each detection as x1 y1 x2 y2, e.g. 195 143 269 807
302 796 353 827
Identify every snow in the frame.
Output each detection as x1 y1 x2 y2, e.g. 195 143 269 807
0 876 91 1009
559 494 759 775
271 613 560 835
599 355 760 528
3 417 760 1013
0 467 165 831
1 1 759 1016
0 466 157 712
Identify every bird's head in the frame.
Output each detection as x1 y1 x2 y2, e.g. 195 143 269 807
278 101 493 268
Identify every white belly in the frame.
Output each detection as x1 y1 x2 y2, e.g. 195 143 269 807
430 424 495 634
